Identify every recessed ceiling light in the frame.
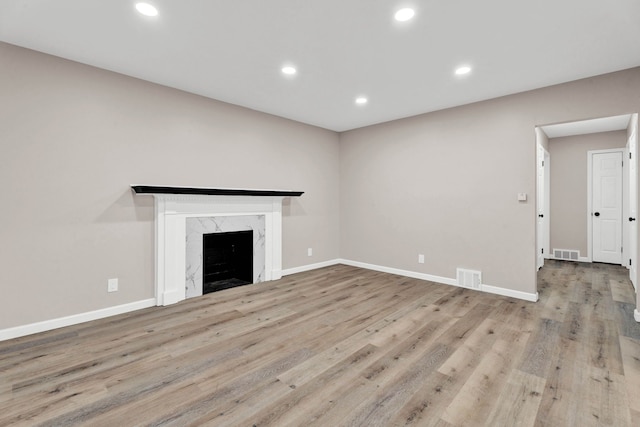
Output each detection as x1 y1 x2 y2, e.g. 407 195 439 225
281 66 297 76
355 97 368 105
394 8 415 22
455 66 472 76
135 2 158 17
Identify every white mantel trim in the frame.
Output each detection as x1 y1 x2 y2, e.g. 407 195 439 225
152 194 284 306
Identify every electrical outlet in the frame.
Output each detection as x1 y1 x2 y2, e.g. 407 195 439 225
307 248 313 257
418 254 425 264
108 278 118 292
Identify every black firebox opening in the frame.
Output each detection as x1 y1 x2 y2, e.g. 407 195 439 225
203 230 253 294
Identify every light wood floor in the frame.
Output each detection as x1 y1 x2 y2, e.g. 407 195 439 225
1 261 639 426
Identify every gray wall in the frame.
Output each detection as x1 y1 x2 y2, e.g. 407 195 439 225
549 131 626 256
0 42 340 329
340 68 640 295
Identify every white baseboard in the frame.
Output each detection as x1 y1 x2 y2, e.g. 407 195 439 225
635 309 640 323
282 259 341 276
338 259 538 302
480 284 539 302
549 256 590 263
338 259 458 286
271 269 283 281
0 298 156 342
161 290 184 306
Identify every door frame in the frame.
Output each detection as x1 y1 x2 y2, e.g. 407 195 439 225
536 140 550 270
627 113 638 290
544 149 551 259
587 148 624 264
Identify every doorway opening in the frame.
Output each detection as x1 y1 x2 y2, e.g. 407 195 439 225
535 114 638 294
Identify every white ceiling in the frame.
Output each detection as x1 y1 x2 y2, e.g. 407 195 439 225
1 0 640 132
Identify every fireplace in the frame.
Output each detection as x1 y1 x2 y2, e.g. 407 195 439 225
185 215 265 299
203 230 253 293
131 186 303 306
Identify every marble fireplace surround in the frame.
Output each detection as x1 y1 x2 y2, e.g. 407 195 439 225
132 186 304 306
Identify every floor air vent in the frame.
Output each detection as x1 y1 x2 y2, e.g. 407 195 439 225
553 249 579 261
456 268 482 290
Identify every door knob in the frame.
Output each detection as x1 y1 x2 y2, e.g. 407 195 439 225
594 212 600 217
630 217 636 221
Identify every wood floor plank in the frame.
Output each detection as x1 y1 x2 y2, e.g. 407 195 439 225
0 260 638 426
534 335 584 426
539 285 571 322
501 300 540 334
587 318 624 374
241 344 380 427
484 369 546 427
436 317 502 378
277 295 437 389
440 327 530 426
387 318 506 426
517 317 562 378
285 318 458 427
619 336 640 413
614 301 640 340
386 371 452 427
337 304 495 427
609 277 636 304
577 367 632 426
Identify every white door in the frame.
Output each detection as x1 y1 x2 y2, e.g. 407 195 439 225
544 150 551 258
629 118 638 289
536 142 549 269
592 151 623 264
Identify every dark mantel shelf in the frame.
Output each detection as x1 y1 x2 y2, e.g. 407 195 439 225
131 185 304 198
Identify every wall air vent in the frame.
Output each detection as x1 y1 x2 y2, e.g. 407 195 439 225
456 268 482 290
553 248 580 261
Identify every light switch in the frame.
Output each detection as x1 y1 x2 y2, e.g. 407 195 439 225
517 193 527 201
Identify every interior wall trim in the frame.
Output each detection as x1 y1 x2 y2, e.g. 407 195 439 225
281 259 341 276
338 259 457 286
338 259 539 302
0 299 156 342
